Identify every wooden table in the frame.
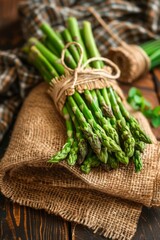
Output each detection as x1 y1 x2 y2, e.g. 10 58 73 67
0 20 160 240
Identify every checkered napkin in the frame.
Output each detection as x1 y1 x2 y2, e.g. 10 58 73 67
0 0 160 144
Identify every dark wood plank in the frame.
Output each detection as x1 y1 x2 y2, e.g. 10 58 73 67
0 193 70 240
71 207 160 240
133 207 160 240
71 222 107 240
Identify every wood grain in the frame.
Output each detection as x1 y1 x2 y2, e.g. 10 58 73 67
0 193 70 240
71 207 160 240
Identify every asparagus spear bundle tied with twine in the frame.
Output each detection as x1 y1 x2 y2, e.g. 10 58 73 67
24 17 152 174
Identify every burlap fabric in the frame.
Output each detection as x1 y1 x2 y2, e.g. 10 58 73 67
107 45 151 83
0 83 160 240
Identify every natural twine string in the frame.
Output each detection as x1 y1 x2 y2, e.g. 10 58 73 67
88 7 151 82
49 42 120 113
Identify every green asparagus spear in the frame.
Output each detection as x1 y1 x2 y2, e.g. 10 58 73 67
132 150 143 173
42 37 59 56
28 37 65 75
108 87 135 157
96 89 114 118
108 153 119 169
82 20 103 68
80 150 100 174
29 46 59 79
61 28 80 63
113 90 152 144
40 22 77 69
67 97 102 155
66 102 88 164
73 92 128 164
89 89 100 108
82 90 120 145
67 17 88 63
135 141 146 153
49 106 74 162
67 138 79 165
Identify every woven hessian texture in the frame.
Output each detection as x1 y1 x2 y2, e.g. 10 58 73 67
0 83 160 240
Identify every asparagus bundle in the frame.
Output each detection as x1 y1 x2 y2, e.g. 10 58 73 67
88 7 160 83
24 17 152 174
140 39 160 69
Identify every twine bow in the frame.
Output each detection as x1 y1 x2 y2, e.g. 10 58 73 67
49 42 121 113
61 41 120 91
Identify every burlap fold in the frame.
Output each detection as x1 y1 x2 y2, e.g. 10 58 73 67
0 83 160 240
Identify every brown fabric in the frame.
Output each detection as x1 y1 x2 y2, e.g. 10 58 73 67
48 72 124 114
107 45 151 83
0 83 160 240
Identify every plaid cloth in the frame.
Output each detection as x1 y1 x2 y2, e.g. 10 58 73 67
0 0 160 144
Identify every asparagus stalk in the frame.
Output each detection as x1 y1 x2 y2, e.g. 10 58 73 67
66 102 88 164
82 90 119 144
80 150 100 174
100 88 117 129
61 29 80 63
81 21 119 136
95 89 114 118
73 91 121 151
67 17 88 63
67 96 102 155
49 106 74 162
40 22 77 69
28 38 65 75
113 90 152 143
67 138 79 165
82 21 103 69
140 39 160 70
42 37 59 56
108 87 135 157
132 150 143 173
89 90 100 108
29 46 59 79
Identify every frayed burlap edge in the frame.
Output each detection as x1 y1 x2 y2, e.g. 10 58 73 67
1 171 142 240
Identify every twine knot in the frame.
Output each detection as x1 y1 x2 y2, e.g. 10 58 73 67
61 42 120 90
48 42 121 114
